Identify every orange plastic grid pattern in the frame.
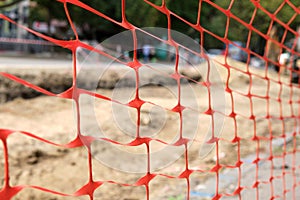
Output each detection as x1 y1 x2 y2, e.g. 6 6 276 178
0 0 300 199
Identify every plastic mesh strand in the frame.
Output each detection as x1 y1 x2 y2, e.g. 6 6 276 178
0 0 299 199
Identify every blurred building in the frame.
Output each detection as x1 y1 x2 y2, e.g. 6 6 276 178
0 0 30 39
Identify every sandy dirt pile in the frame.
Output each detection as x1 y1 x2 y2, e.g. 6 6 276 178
0 56 299 199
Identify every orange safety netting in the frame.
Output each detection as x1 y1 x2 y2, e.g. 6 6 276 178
0 0 300 200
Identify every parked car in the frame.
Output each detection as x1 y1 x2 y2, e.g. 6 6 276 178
291 55 300 84
279 52 299 84
228 41 248 62
207 49 224 57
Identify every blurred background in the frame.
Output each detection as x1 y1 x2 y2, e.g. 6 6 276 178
0 0 299 61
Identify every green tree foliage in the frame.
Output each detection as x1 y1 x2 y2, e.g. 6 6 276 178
67 0 123 40
0 0 23 9
28 0 300 52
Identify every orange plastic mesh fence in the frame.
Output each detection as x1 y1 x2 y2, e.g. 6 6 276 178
0 0 299 199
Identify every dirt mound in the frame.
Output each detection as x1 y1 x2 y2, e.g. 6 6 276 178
1 56 298 199
0 65 202 103
0 72 72 103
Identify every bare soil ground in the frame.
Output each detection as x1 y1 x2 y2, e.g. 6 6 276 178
0 56 299 199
